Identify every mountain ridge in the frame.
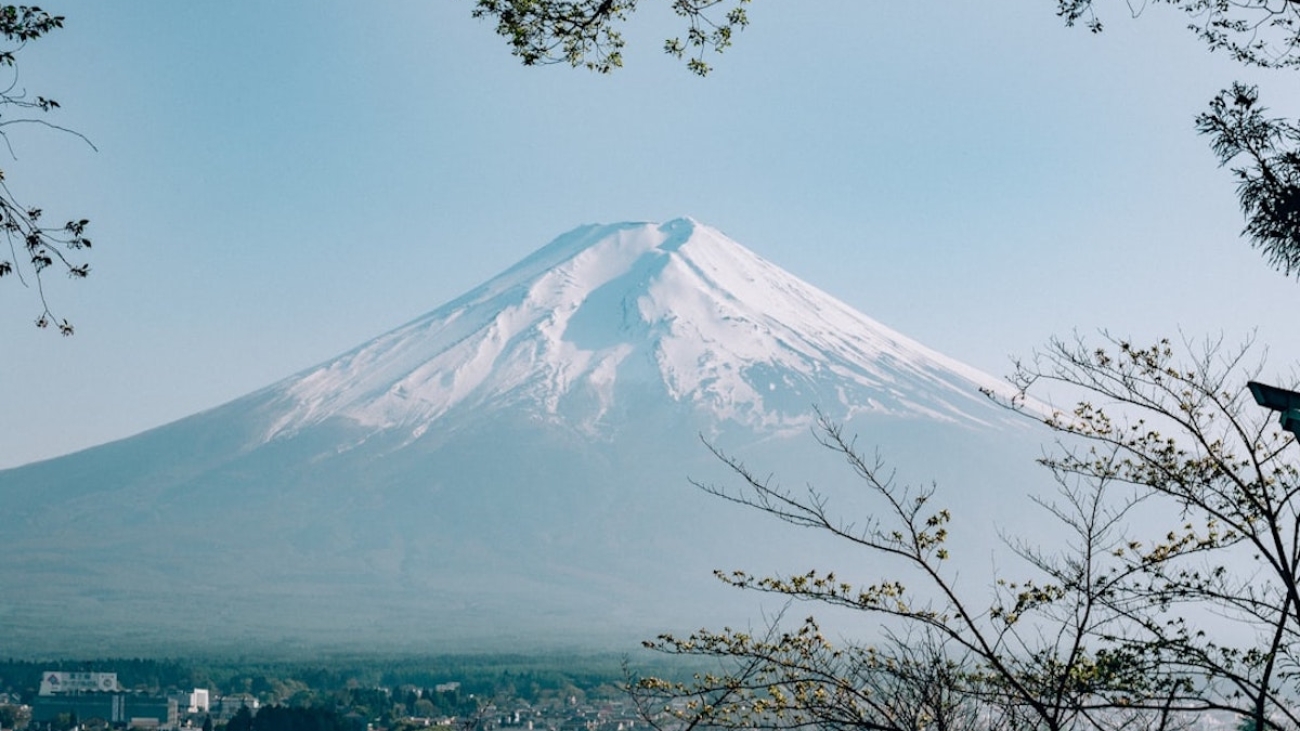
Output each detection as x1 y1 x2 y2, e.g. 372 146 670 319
0 218 1043 657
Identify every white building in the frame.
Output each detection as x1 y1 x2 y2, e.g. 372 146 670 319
188 690 210 714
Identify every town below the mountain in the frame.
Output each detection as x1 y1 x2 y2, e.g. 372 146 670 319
0 658 653 731
0 657 1260 731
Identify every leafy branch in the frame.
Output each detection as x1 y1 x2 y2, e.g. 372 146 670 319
470 0 750 75
0 4 94 334
639 335 1300 730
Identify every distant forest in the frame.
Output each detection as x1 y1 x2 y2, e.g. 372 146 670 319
0 654 662 705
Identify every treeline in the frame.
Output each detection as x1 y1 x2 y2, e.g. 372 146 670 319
0 654 653 706
0 659 202 701
227 706 350 731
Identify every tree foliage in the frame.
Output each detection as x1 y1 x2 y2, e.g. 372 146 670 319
0 4 92 335
1057 0 1300 70
631 335 1300 730
1197 83 1300 275
249 706 350 731
470 0 751 75
228 706 253 731
1072 0 1300 270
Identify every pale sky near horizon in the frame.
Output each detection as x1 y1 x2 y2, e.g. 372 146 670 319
3 1 1299 469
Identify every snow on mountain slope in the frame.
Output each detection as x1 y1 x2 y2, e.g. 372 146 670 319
261 218 1015 445
0 217 1050 657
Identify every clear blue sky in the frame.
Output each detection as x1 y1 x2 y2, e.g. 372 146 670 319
3 1 1298 468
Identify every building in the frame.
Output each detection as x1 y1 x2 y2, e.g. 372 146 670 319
32 670 178 729
31 694 177 729
168 690 209 716
211 695 258 722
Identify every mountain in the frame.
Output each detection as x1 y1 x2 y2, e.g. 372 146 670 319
256 218 1012 441
0 219 1042 657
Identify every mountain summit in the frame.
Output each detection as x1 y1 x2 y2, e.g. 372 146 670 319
259 218 1011 447
0 219 1032 657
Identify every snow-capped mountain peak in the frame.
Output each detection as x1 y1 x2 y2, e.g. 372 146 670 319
0 217 1043 657
261 218 1011 444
